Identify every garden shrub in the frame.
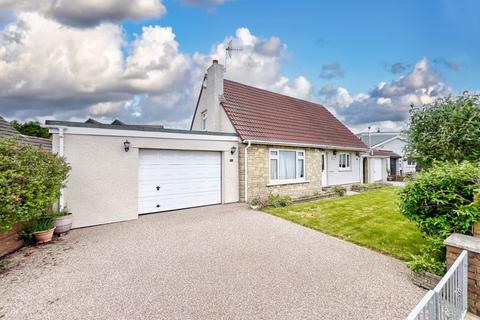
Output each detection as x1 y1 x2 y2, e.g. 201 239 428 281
250 195 269 208
351 182 387 192
0 138 70 231
332 185 346 196
398 161 480 275
268 193 292 208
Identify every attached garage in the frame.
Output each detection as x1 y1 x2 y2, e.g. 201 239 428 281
138 150 221 213
45 121 239 228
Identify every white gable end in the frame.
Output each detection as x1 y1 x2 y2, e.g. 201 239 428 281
191 61 236 134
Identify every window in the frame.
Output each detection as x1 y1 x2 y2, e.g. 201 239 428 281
407 159 415 166
270 149 305 182
201 111 207 131
338 153 350 170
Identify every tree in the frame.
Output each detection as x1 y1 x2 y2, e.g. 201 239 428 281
405 92 480 169
11 120 50 139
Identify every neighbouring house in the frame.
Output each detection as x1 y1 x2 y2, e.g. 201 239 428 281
357 130 416 176
45 60 369 228
361 149 401 184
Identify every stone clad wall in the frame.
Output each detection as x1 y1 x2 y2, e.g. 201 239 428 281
241 144 323 202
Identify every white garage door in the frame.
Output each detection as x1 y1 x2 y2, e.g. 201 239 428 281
372 158 383 182
138 150 221 214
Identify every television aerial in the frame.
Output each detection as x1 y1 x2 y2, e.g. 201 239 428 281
224 39 242 72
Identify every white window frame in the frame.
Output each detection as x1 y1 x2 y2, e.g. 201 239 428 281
269 148 306 184
338 152 351 171
201 111 207 131
407 159 415 166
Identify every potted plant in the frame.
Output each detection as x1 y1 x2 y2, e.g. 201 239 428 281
53 207 73 234
29 216 56 244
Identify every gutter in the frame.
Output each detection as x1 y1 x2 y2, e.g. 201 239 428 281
244 140 251 203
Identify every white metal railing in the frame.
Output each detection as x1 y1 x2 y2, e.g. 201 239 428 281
406 250 468 320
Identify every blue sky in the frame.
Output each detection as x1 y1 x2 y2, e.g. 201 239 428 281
0 0 478 131
143 0 480 93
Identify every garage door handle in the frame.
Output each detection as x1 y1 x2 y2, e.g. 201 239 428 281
156 204 160 208
156 186 160 191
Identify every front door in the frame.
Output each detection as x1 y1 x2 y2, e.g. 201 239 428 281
321 152 327 186
390 157 397 176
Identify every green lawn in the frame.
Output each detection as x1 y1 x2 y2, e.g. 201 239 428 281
264 187 426 261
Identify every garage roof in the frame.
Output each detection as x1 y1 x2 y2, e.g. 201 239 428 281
45 120 238 137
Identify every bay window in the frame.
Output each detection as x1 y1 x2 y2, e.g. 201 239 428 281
270 149 305 182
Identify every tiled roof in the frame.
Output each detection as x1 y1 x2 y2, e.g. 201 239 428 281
221 80 367 150
356 132 405 148
370 149 401 158
0 116 52 151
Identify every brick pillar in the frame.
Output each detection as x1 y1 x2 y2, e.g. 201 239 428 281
444 234 480 316
473 221 480 237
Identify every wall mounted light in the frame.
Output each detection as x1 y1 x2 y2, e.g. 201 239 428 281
124 140 131 152
230 146 237 155
355 152 360 157
333 150 337 156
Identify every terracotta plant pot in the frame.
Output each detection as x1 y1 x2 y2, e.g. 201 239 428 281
54 213 73 234
33 228 55 244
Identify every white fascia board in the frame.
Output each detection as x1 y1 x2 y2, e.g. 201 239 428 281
44 125 239 142
243 139 368 152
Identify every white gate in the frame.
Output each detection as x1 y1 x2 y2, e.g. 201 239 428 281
406 250 468 320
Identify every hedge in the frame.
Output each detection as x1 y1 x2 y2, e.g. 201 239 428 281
0 138 70 231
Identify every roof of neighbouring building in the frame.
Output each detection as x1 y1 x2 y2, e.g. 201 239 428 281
86 118 164 129
45 120 236 136
0 116 52 151
370 149 401 158
221 80 367 150
356 132 406 148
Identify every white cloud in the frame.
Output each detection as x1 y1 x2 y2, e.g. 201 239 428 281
0 11 197 125
193 27 311 99
318 57 451 132
0 11 313 128
0 0 166 27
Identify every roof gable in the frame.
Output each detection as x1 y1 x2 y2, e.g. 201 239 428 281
356 132 406 148
221 80 366 149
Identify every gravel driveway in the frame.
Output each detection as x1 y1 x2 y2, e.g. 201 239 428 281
0 204 424 319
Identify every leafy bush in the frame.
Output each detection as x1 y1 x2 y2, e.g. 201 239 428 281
407 236 446 275
268 193 292 208
398 161 480 274
405 92 480 169
332 185 346 196
398 161 480 237
0 139 70 231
